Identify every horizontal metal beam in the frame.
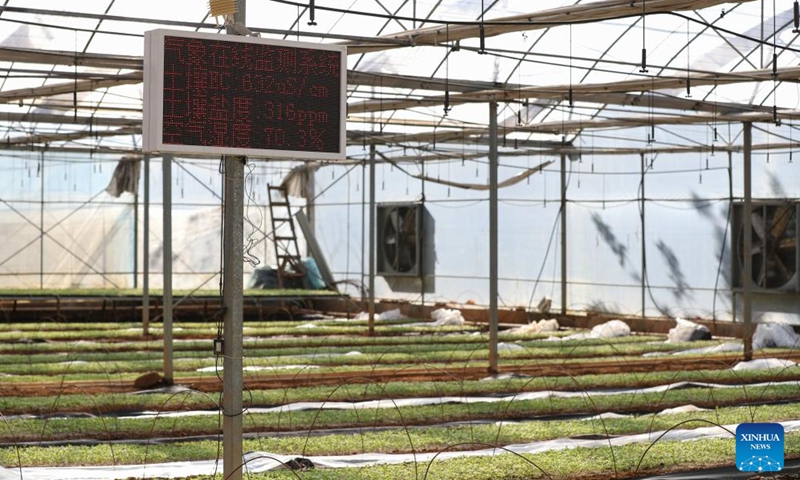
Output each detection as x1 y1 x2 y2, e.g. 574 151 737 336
3 126 138 145
0 74 142 104
3 139 794 159
0 47 519 94
0 111 141 127
351 110 800 144
340 0 754 54
349 65 800 114
0 47 143 70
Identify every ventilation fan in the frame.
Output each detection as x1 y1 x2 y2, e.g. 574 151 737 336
733 202 799 291
377 203 422 276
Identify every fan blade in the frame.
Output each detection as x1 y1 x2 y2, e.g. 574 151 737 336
778 238 797 250
389 209 401 231
751 244 764 255
773 255 793 284
769 206 793 240
756 265 767 288
402 210 416 235
751 211 768 241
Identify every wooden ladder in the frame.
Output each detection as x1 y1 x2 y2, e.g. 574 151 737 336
267 185 305 289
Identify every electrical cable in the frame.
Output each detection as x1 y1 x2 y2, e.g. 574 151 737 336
243 162 263 268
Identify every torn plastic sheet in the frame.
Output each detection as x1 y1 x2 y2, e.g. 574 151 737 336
104 379 800 420
3 420 800 480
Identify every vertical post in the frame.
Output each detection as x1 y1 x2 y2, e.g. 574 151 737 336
420 161 426 306
488 99 499 374
133 169 139 290
304 165 315 256
161 155 174 383
742 122 753 360
143 156 150 335
728 150 734 323
361 160 366 302
40 151 44 290
222 157 244 480
560 153 567 315
223 3 246 479
368 144 376 336
640 152 646 318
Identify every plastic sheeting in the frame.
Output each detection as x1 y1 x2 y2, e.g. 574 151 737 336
506 319 560 335
731 358 798 371
104 379 800 420
430 308 466 326
752 323 800 350
550 320 631 341
195 365 319 373
4 420 800 480
352 308 407 321
666 319 711 343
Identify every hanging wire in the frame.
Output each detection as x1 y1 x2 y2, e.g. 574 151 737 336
772 0 779 125
639 0 648 73
307 0 317 26
478 0 486 54
568 24 573 108
242 161 263 267
794 0 800 33
685 19 691 97
444 23 451 116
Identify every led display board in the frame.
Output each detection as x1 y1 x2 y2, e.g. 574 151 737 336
143 29 346 159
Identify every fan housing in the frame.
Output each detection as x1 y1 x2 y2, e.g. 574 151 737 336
732 202 800 292
377 203 424 277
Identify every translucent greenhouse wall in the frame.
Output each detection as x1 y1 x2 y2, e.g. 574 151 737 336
1 123 799 322
0 154 301 292
314 125 800 322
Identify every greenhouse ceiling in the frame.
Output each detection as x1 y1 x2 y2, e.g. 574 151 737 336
0 0 798 158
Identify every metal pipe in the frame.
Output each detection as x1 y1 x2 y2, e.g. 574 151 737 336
223 2 246 478
488 99 499 374
133 171 139 290
368 143 376 336
640 152 646 318
560 152 567 315
39 151 44 290
222 156 244 480
742 122 753 361
728 150 734 323
143 155 150 335
161 155 173 383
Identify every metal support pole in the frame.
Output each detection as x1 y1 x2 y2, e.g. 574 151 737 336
742 122 753 360
222 156 244 480
161 155 174 383
488 99 499 374
133 173 139 290
560 153 567 315
143 156 150 336
305 166 315 256
368 144 376 336
420 161 426 306
728 150 734 323
223 3 246 478
640 153 646 318
360 160 366 302
40 152 44 290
